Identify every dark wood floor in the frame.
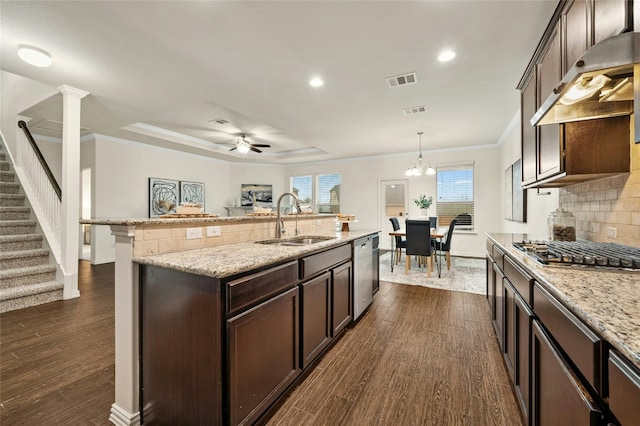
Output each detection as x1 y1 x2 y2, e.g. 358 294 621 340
0 263 522 425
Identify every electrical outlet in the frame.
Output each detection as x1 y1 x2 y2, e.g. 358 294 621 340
607 227 617 239
186 227 203 239
207 226 221 237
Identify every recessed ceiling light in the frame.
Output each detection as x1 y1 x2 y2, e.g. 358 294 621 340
438 50 456 62
18 44 52 67
309 77 324 87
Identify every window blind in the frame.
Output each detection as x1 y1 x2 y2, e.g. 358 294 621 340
436 164 474 230
316 173 341 214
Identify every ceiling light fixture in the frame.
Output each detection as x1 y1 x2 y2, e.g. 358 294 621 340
236 139 250 154
18 44 52 67
405 132 425 176
309 77 324 87
438 50 456 62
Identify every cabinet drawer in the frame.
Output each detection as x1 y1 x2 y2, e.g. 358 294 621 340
608 349 640 426
504 256 533 306
300 244 351 280
533 283 602 393
493 246 505 271
226 261 298 316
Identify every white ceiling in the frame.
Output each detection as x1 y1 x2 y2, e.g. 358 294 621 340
1 1 557 164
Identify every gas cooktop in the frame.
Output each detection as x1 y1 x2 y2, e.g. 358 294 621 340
512 240 640 271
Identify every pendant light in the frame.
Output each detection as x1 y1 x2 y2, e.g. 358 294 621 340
405 132 425 176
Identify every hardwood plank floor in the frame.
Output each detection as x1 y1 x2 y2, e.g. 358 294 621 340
1 263 523 426
266 281 524 426
1 261 115 425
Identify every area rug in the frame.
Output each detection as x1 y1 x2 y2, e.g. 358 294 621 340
379 252 486 295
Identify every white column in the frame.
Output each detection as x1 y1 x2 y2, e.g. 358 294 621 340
58 84 89 299
109 225 141 426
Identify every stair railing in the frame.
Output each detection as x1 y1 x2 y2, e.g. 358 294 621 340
15 120 62 261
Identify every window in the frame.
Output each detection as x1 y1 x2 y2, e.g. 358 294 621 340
436 164 474 230
290 173 341 214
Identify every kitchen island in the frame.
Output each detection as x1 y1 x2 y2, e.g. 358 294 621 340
486 233 639 425
83 214 378 426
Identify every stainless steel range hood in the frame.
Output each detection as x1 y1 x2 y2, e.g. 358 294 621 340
530 32 640 137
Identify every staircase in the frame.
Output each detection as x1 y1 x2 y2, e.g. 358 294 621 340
0 142 63 313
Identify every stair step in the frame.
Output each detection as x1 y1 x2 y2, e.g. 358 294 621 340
1 171 14 182
0 264 57 288
0 161 9 172
0 249 50 269
0 234 43 251
0 220 37 235
0 182 20 194
0 194 26 207
0 281 64 313
0 206 30 220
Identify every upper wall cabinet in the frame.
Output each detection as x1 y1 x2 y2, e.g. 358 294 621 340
518 0 633 188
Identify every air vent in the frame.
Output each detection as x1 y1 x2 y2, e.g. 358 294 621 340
209 118 229 125
402 105 428 115
385 72 417 88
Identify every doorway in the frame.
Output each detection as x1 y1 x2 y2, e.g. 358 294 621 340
380 179 408 250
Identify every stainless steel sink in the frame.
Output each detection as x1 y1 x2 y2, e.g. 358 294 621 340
256 235 336 246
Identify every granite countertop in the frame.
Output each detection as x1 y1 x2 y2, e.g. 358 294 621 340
81 214 332 226
134 230 378 280
487 233 640 370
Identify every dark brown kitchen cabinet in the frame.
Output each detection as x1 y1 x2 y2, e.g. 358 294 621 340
537 21 562 105
521 71 538 186
514 291 534 422
608 349 640 426
486 255 496 321
504 280 516 378
140 266 222 425
228 286 300 426
331 261 352 337
593 0 632 45
493 262 505 350
563 0 589 71
531 320 604 426
300 271 331 369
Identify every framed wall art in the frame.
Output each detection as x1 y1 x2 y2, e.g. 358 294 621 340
241 184 273 207
149 177 179 217
180 181 205 208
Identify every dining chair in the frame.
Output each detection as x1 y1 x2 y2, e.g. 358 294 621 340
433 218 457 270
404 219 434 276
389 217 406 264
429 216 437 228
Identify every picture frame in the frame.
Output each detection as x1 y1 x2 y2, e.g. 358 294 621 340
241 184 273 207
504 165 513 221
149 177 179 217
180 181 205 208
512 159 527 223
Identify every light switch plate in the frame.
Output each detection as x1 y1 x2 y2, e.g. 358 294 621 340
186 227 203 239
207 226 221 237
607 227 617 239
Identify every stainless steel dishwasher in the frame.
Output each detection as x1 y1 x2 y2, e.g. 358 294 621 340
353 235 373 320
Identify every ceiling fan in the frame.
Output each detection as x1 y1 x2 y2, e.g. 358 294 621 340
229 134 271 154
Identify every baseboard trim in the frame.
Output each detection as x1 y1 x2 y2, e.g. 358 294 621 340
109 404 140 426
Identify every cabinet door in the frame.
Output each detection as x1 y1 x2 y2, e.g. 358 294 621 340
537 124 564 181
521 72 537 185
531 320 604 426
514 291 533 423
493 263 505 349
504 280 516 379
486 256 496 320
564 0 589 71
608 349 640 426
301 272 332 368
537 21 562 106
332 262 352 337
372 248 380 295
228 287 300 426
594 0 631 45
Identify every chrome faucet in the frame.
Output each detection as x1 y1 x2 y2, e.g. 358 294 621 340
275 192 302 238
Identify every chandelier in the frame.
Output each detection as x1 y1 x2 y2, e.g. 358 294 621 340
405 132 435 176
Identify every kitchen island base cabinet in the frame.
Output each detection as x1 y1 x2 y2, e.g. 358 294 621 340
331 261 352 337
228 286 300 426
608 349 640 426
140 266 222 426
531 320 604 426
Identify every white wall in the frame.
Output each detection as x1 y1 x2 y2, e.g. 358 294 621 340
497 112 558 239
228 162 286 208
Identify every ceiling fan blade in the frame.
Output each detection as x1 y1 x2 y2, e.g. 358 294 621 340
251 144 271 148
250 146 262 153
229 146 237 151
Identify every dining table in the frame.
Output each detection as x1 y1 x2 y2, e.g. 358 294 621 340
388 227 448 277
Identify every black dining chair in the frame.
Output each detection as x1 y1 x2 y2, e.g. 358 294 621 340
433 218 457 270
389 217 406 265
429 216 438 229
405 219 434 276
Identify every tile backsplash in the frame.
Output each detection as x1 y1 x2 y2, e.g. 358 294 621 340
559 140 640 248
